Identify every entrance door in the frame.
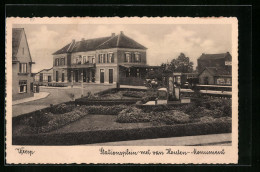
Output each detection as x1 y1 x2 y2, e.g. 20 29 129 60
56 71 59 82
48 76 51 82
100 69 104 83
62 73 65 82
83 70 87 82
109 69 113 84
75 70 79 82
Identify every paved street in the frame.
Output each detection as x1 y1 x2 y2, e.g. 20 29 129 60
12 84 114 117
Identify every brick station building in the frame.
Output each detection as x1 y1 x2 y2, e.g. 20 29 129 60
52 31 159 86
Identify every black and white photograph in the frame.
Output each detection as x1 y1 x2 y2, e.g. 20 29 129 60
6 17 238 164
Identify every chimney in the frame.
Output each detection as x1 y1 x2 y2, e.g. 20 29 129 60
81 38 85 41
120 31 124 35
111 33 115 37
72 39 75 43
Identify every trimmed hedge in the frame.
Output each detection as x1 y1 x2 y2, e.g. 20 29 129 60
12 121 231 145
75 99 139 106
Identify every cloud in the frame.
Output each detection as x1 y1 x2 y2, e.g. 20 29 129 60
27 24 231 72
27 26 59 72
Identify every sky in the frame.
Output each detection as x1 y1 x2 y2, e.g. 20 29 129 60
14 24 232 73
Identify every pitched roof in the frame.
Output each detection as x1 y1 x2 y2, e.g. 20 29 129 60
200 67 231 76
198 52 231 60
37 67 53 74
12 28 23 61
96 32 147 50
53 32 147 55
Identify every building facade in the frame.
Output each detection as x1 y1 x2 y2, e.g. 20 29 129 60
198 67 232 85
52 31 154 86
34 68 53 85
12 28 35 100
197 52 232 85
197 52 232 74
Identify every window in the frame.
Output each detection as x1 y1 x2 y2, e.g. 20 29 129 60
22 48 24 55
43 75 48 81
99 54 106 63
77 56 82 64
135 53 141 62
103 54 106 63
55 59 59 66
108 53 114 63
125 53 131 62
61 58 65 65
126 68 131 77
92 58 95 64
35 75 40 82
19 63 27 73
19 80 27 93
83 56 87 64
137 68 140 77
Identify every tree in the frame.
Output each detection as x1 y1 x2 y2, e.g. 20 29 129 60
170 53 194 73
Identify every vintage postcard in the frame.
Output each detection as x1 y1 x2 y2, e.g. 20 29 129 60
5 17 238 164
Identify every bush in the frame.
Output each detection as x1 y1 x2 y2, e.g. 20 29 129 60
28 112 53 129
87 105 127 115
122 91 146 98
50 104 75 114
117 107 190 125
151 110 190 125
116 107 151 123
39 109 88 133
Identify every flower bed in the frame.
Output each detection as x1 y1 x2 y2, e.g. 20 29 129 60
14 106 89 135
116 107 191 125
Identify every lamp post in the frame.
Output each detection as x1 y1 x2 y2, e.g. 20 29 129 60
71 71 73 88
81 72 83 98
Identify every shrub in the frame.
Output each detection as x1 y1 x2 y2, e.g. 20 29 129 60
28 112 53 129
39 109 88 133
50 104 75 114
199 116 216 123
122 91 146 98
87 105 127 115
116 107 151 123
151 110 190 125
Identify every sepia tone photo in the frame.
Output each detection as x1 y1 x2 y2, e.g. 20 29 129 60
6 17 238 164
